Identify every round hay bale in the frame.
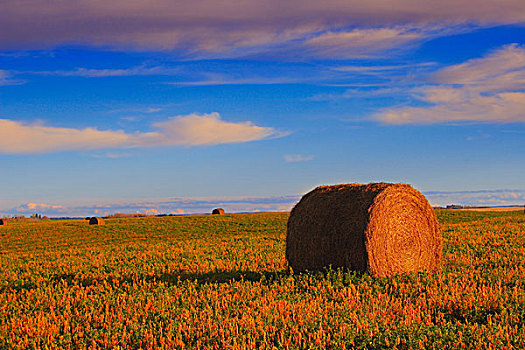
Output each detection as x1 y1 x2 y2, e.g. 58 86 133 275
89 217 105 225
0 219 6 226
212 208 225 215
286 183 442 277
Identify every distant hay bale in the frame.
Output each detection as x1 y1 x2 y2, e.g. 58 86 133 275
89 217 105 225
212 208 225 215
286 183 442 277
85 217 91 220
0 219 6 226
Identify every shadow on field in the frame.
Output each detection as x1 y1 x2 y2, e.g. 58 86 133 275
5 268 376 292
37 269 290 289
5 268 373 292
153 269 290 285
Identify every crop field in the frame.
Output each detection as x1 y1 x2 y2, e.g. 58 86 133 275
0 210 524 349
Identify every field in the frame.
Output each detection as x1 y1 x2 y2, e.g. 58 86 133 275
0 211 524 349
460 206 525 212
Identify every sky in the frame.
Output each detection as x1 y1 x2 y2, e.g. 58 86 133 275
1 0 525 216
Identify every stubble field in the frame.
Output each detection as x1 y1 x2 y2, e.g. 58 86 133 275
0 210 524 349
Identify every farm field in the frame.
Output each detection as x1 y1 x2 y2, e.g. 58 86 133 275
460 206 525 212
0 211 524 349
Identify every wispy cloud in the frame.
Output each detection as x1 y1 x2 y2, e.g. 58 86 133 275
0 1 523 55
309 88 404 101
377 44 525 124
0 113 287 154
172 77 303 86
308 62 437 101
3 195 301 217
3 189 524 217
89 152 133 159
109 106 168 116
331 62 436 73
433 44 525 90
144 108 163 113
425 189 525 207
33 65 177 77
0 70 24 86
284 154 314 162
303 27 423 59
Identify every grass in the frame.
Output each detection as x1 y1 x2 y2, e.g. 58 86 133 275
0 211 524 349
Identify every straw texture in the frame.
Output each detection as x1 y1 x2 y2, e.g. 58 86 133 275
286 183 442 277
212 208 225 215
89 217 105 225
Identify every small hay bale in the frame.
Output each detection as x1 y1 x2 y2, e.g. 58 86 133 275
89 217 105 225
0 219 6 226
212 208 225 215
286 183 442 277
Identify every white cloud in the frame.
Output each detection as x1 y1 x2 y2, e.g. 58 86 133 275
433 44 525 90
17 203 66 212
284 154 314 162
377 44 525 124
0 119 131 153
142 208 158 216
0 113 286 154
140 113 288 146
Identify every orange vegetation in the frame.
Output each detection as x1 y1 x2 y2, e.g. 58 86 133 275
0 211 523 348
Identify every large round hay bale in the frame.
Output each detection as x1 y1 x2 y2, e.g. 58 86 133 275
286 183 442 277
89 217 105 225
212 208 225 215
0 219 6 226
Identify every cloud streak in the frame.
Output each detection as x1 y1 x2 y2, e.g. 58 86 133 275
0 1 524 55
3 189 524 217
377 44 525 124
34 65 177 78
0 113 286 154
425 189 525 207
284 154 314 162
3 195 302 217
303 27 423 59
0 70 23 86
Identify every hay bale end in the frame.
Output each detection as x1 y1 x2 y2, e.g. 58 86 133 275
286 183 442 277
212 208 225 215
89 217 105 225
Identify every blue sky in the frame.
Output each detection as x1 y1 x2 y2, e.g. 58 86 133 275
1 1 525 216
